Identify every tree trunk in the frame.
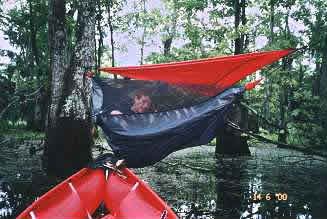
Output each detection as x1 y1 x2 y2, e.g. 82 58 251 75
163 0 178 57
140 30 146 64
269 0 275 42
27 1 43 131
140 0 146 65
43 0 95 178
278 12 292 144
215 103 251 156
262 0 275 130
234 0 242 55
215 0 250 157
278 86 288 143
96 0 103 71
233 0 247 53
312 62 320 96
163 37 173 57
320 35 327 99
29 1 40 68
39 87 49 131
47 0 67 128
106 0 117 80
241 0 248 50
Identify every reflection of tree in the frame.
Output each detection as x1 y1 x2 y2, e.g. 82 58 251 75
215 156 245 218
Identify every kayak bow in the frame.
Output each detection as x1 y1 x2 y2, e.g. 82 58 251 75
17 168 178 219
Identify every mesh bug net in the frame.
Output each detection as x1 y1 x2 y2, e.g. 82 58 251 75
92 49 294 168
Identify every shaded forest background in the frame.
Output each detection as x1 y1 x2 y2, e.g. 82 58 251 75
0 0 327 152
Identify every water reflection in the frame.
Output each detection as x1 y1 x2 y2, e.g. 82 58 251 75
176 200 217 219
241 175 262 219
0 182 13 217
216 155 246 218
1 144 327 219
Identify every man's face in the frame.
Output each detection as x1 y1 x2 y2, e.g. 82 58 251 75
131 95 151 113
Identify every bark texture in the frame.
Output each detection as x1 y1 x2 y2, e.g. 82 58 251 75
47 0 67 128
43 0 95 177
62 0 95 120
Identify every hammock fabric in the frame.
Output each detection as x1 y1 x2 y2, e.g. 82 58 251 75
93 49 294 168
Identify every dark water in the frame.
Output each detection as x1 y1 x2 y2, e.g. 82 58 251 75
1 138 327 219
135 146 327 219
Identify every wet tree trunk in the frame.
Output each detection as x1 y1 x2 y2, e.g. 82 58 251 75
43 0 95 178
215 103 250 156
215 0 250 156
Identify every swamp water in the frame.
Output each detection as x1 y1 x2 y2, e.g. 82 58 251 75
1 138 327 219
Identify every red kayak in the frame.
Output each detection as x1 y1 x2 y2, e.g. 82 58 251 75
17 168 178 219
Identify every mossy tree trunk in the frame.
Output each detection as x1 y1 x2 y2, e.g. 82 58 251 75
215 103 251 156
43 0 95 178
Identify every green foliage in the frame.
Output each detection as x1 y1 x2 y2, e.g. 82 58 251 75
146 46 208 64
2 128 45 140
0 0 326 151
0 0 49 131
144 0 327 151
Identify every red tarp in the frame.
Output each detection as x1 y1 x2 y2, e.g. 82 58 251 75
99 49 294 91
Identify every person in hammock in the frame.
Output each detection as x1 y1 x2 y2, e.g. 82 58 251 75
110 88 154 115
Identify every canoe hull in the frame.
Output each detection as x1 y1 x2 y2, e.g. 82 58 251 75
17 168 178 219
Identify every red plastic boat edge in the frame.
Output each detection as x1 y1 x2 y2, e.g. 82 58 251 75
16 168 178 219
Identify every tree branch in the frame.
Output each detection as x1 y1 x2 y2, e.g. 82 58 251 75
0 97 19 120
227 122 327 158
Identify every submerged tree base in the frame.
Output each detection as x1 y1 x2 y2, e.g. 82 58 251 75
42 117 93 179
216 129 251 156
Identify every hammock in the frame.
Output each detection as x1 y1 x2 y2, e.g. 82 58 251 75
92 49 294 168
